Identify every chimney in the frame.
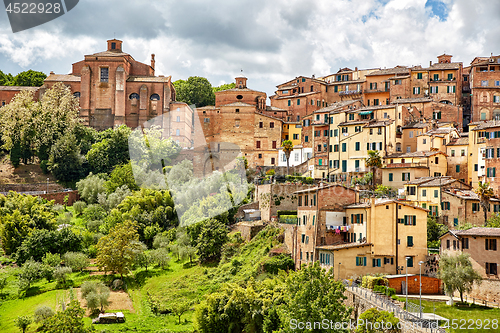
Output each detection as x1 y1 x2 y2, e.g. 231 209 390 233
430 61 432 66
151 54 156 71
50 71 55 75
355 67 358 71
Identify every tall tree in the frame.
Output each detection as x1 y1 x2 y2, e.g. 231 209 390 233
48 132 85 182
281 140 294 176
212 82 236 93
40 300 92 333
173 77 215 107
86 125 131 174
96 220 143 279
437 253 482 303
13 70 47 87
365 150 382 187
475 181 495 226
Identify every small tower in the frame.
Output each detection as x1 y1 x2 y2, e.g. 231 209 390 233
437 54 452 64
235 76 247 89
107 39 123 52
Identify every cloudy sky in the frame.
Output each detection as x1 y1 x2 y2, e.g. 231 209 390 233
1 0 499 99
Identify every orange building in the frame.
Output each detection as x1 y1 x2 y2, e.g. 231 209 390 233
470 55 500 122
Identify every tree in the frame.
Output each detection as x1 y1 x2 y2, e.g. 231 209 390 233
281 262 352 332
212 82 236 93
281 140 294 176
12 70 47 86
356 308 400 333
173 77 215 107
48 132 85 182
54 266 72 286
475 181 495 226
96 220 143 279
34 305 54 323
62 252 89 272
40 300 92 333
105 162 139 193
486 213 500 228
171 301 191 324
195 219 229 262
0 69 14 85
427 217 448 249
365 150 382 187
437 253 482 303
86 125 131 174
15 315 32 333
76 173 107 204
81 281 110 313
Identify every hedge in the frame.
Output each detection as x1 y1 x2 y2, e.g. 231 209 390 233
279 215 298 224
361 276 388 289
277 210 297 217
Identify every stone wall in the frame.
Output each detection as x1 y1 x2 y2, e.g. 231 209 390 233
39 191 80 206
455 279 500 303
231 221 267 241
256 183 315 221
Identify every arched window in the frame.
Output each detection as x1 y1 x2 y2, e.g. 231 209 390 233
129 93 140 100
150 94 160 101
73 92 81 98
236 95 243 100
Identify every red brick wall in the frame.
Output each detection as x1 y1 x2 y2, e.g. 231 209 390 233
38 191 80 205
388 276 443 295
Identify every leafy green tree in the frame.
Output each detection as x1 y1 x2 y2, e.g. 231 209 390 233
195 219 229 262
151 247 170 269
171 301 191 324
81 280 110 313
281 140 294 176
475 181 495 226
48 132 85 182
365 150 382 187
280 262 352 332
212 82 236 93
62 252 89 272
40 300 92 333
486 214 500 228
12 70 47 86
356 308 400 333
17 259 45 291
105 162 139 193
427 217 448 249
96 220 143 278
0 69 14 85
76 173 107 204
15 315 32 333
438 252 482 302
42 253 61 267
54 266 72 286
373 184 396 197
86 125 131 174
173 77 215 107
72 123 99 155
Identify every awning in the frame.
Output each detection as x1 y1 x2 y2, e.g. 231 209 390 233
358 111 373 115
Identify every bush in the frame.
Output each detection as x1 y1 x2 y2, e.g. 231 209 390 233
63 252 89 272
81 280 110 313
42 253 61 267
279 215 298 224
40 160 49 174
54 266 72 285
34 305 54 322
263 254 294 274
361 275 388 289
72 201 87 216
276 210 297 217
304 177 314 184
82 204 107 223
76 173 106 204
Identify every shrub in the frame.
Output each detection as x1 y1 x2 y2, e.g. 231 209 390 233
81 280 110 312
266 169 275 176
42 253 61 267
15 315 32 333
263 254 294 274
40 160 49 174
63 252 89 272
34 305 54 322
361 275 388 289
54 266 72 285
82 204 107 223
72 201 87 216
86 220 103 233
279 215 298 224
304 177 314 184
76 173 106 204
276 210 297 217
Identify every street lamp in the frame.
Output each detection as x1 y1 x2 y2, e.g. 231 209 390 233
419 261 425 319
338 262 341 280
46 178 49 194
405 256 411 310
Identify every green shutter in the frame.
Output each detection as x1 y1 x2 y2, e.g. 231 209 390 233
413 215 417 225
363 257 367 266
389 173 393 181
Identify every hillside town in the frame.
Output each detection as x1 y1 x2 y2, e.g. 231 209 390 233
2 39 500 332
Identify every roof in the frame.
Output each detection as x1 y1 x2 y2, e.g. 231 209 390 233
447 137 469 146
273 91 318 100
394 97 433 104
345 198 429 212
364 120 394 128
385 274 418 279
312 100 361 114
402 122 430 129
316 242 372 251
126 75 171 83
405 176 458 187
385 150 446 159
470 120 500 131
366 66 409 76
339 120 370 126
45 74 81 82
293 184 354 194
216 87 265 94
354 105 395 112
443 189 499 201
0 86 40 91
441 227 500 239
88 50 131 58
220 102 254 107
427 62 461 70
266 105 286 112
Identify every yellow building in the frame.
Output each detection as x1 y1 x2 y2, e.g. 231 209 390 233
416 127 460 152
382 151 448 189
317 199 428 279
400 122 429 153
468 122 489 188
282 122 302 146
403 176 471 217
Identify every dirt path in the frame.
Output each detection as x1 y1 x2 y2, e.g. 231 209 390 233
75 288 135 315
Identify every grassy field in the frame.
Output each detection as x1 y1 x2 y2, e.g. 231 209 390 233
0 226 283 333
407 299 500 333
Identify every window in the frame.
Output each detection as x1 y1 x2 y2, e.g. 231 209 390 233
374 99 379 106
272 141 277 149
100 67 109 82
485 239 498 251
271 157 275 165
402 173 410 181
304 135 309 143
297 99 300 105
482 80 489 87
434 190 439 198
256 141 261 149
486 263 498 275
298 196 302 207
270 122 275 128
259 122 263 128
334 129 338 137
301 234 305 243
288 100 291 106
447 85 456 93
372 259 382 267
355 142 360 151
317 145 321 152
417 73 423 79
356 257 367 266
389 173 393 182
430 86 438 94
334 145 338 152
408 186 416 195
494 96 500 103
461 149 465 156
496 81 500 87
441 202 451 210
176 129 180 136
433 74 439 81
407 256 413 267
150 94 160 100
349 114 354 120
204 118 210 123
342 143 346 152
394 79 402 85
258 153 262 159
176 116 180 122
404 215 417 225
111 42 116 49
462 237 469 249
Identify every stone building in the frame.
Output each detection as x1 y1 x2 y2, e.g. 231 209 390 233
42 39 176 131
470 55 500 122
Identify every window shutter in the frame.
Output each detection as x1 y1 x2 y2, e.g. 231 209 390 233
493 239 497 251
486 239 489 250
486 262 490 275
413 216 417 225
363 257 367 266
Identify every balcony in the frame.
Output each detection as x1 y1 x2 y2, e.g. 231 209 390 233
339 89 363 96
384 162 428 168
